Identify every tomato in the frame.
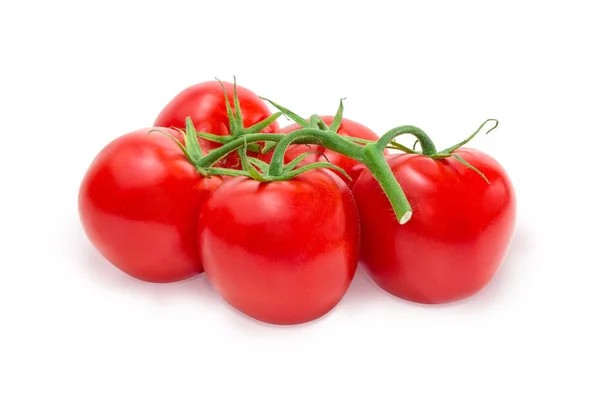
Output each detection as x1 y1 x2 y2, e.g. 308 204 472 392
352 149 516 304
78 128 223 283
259 116 383 187
198 170 359 325
154 81 279 168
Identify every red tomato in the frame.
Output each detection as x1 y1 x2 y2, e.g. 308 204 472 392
352 149 516 304
154 81 279 168
198 170 359 325
79 128 223 283
259 116 383 187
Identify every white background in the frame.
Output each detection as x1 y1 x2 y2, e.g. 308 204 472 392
1 1 598 395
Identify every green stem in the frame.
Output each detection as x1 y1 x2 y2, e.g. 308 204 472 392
268 128 364 176
362 143 412 224
195 128 415 224
266 128 412 223
196 133 322 168
377 126 437 155
197 134 282 168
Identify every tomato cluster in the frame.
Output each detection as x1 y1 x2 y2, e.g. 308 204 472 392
79 79 516 325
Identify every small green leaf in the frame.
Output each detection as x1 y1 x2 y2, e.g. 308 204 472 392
184 117 204 164
453 154 490 184
239 137 269 182
232 76 245 132
329 98 345 133
347 136 376 145
247 157 270 173
260 97 308 127
440 119 499 154
283 151 319 173
196 132 233 144
388 140 420 154
204 167 250 178
245 112 282 135
282 161 352 181
216 77 240 137
149 128 192 163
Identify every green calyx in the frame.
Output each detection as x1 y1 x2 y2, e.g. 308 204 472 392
146 76 286 179
214 76 282 144
195 129 354 183
149 117 252 179
182 76 283 155
238 136 351 183
383 119 500 184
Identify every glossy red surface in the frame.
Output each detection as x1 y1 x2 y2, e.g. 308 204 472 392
78 128 223 282
198 170 359 325
352 149 516 304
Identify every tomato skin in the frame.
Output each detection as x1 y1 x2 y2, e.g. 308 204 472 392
352 148 516 304
198 170 359 325
78 128 223 283
259 116 383 187
154 81 279 168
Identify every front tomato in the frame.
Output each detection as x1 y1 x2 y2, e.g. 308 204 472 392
352 149 516 304
78 128 223 283
198 170 359 325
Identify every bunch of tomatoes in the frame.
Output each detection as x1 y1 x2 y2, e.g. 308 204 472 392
78 79 516 325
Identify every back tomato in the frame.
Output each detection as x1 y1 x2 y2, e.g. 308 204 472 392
79 128 223 283
352 149 516 304
198 170 359 325
154 81 279 168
